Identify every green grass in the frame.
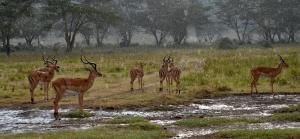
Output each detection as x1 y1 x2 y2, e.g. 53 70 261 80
175 117 260 127
107 117 161 130
64 110 93 118
0 125 170 139
0 117 172 139
0 45 300 109
264 112 300 122
107 117 148 124
214 128 300 139
175 112 300 128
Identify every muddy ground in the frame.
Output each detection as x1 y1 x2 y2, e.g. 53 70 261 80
0 94 300 138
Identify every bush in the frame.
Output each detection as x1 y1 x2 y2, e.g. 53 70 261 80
261 41 272 48
217 38 235 49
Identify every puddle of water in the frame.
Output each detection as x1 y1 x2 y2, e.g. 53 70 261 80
185 95 298 117
0 94 299 134
172 128 216 139
150 120 176 126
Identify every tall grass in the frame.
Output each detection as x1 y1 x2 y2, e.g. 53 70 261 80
0 45 299 108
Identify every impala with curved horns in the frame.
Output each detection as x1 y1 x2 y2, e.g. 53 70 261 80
52 56 102 120
28 56 60 104
159 56 171 92
130 63 145 91
250 55 289 97
167 56 181 94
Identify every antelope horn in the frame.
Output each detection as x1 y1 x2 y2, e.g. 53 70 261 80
43 55 53 64
42 55 46 63
167 56 171 63
81 56 97 70
278 55 286 63
163 56 167 62
52 56 58 65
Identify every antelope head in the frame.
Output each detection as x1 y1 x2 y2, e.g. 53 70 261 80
138 62 145 69
81 56 102 77
162 56 169 68
168 56 175 67
278 55 289 68
43 56 60 72
166 56 175 71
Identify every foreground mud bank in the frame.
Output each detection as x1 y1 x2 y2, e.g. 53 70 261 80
0 94 299 138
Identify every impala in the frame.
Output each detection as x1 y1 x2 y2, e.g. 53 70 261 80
167 56 181 94
28 56 60 104
250 55 289 97
130 63 145 91
159 56 170 92
52 56 102 120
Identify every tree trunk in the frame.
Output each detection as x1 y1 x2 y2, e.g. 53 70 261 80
83 35 90 46
37 36 41 47
120 31 132 47
5 35 10 56
65 32 77 53
96 27 107 47
25 37 34 47
152 31 166 47
172 34 185 46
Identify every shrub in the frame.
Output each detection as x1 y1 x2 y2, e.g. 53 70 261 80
261 41 272 48
217 38 235 49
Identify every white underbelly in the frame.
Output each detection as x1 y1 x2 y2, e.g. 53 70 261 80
260 73 271 78
65 90 78 97
38 81 48 85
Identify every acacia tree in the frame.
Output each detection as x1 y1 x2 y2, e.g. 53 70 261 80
136 0 170 47
113 0 139 47
195 22 223 44
189 0 211 44
16 10 50 47
166 0 189 46
215 0 255 44
88 0 118 47
249 0 300 43
251 0 280 43
0 0 32 56
281 0 300 42
79 23 93 46
45 0 115 52
166 0 209 46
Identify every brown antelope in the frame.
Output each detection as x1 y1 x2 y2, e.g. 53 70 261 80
250 55 289 97
28 56 60 104
167 56 181 94
159 56 170 92
52 56 102 120
130 63 145 91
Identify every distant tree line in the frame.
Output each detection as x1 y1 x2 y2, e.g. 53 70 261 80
216 0 300 44
0 0 300 55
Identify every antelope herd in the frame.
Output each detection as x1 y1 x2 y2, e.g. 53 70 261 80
27 54 288 119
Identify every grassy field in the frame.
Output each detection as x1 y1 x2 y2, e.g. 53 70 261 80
212 128 300 139
0 117 172 139
175 112 300 128
0 44 300 109
175 117 260 127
